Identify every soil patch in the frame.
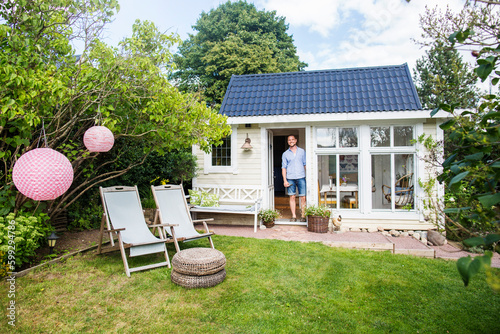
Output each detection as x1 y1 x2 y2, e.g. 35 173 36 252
20 229 107 271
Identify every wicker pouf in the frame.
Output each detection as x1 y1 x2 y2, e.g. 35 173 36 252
171 248 226 288
171 268 226 289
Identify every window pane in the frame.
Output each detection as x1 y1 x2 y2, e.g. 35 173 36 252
339 155 358 209
317 128 336 148
394 126 413 146
339 128 358 148
394 154 414 209
212 137 231 166
318 155 337 208
372 154 391 209
372 154 414 210
370 126 390 147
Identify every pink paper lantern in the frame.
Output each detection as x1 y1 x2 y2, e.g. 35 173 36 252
83 126 114 152
12 148 74 201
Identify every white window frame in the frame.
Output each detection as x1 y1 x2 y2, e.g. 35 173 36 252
204 127 238 174
369 125 417 212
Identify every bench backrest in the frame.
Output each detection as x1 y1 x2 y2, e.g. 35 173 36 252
193 186 262 203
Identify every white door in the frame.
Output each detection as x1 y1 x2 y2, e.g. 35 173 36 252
267 130 275 209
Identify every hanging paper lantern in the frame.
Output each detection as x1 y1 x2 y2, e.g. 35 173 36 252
12 148 74 201
83 126 114 152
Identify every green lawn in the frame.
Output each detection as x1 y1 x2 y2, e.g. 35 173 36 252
1 235 499 333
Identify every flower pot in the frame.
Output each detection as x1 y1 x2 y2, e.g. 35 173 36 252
307 215 329 233
263 220 275 228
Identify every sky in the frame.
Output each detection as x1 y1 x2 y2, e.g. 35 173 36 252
94 0 470 75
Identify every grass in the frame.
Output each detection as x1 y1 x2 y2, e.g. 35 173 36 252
1 235 499 333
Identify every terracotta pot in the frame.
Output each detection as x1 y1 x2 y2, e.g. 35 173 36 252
307 215 329 233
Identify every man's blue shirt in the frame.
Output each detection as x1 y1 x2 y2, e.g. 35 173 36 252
282 147 306 179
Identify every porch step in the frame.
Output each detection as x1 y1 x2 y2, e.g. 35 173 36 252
275 196 300 219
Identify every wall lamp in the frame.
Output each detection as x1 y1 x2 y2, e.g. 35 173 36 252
241 134 253 150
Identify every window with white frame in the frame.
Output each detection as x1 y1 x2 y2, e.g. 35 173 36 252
370 126 415 211
212 136 231 166
317 127 360 210
204 129 237 174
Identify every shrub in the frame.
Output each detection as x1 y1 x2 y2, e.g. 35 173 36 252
258 209 281 223
67 198 102 230
0 212 52 272
304 205 331 218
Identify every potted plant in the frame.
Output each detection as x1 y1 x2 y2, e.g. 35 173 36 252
258 209 281 228
304 205 331 233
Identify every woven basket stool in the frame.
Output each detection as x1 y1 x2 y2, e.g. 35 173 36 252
171 268 226 289
171 248 226 288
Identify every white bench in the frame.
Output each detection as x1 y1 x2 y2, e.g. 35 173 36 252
189 186 263 232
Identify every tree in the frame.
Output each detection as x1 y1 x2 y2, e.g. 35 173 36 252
416 0 499 291
0 0 231 220
171 0 307 106
415 1 500 239
413 41 479 109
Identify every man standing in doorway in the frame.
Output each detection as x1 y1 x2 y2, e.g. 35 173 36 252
282 134 306 222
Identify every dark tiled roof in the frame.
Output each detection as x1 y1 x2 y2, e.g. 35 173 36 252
220 63 422 117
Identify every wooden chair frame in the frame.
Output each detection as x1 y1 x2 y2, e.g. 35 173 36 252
98 186 178 277
381 174 414 208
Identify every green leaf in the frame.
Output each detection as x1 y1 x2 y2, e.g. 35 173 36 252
449 171 469 187
468 257 483 277
464 237 486 247
475 64 494 81
440 119 456 130
430 107 440 117
484 234 500 245
464 152 484 161
444 208 461 213
457 256 472 286
442 153 457 168
478 193 500 207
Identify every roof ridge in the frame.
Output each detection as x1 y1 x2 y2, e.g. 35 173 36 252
231 63 409 79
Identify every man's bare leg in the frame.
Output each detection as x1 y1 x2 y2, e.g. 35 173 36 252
300 196 306 218
289 194 297 219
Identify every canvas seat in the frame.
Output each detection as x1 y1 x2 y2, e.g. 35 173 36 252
151 184 215 252
98 186 178 277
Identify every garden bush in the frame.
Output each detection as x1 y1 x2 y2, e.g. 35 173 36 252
0 212 52 273
66 146 197 230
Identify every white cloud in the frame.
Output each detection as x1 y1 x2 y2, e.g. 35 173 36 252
259 0 468 71
259 0 345 37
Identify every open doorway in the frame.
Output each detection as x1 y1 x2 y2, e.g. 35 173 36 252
271 129 304 220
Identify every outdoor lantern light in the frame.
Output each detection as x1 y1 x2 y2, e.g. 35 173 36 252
83 126 114 152
241 134 253 150
12 148 74 201
47 232 59 254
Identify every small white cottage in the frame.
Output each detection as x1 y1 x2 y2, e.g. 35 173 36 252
192 63 447 231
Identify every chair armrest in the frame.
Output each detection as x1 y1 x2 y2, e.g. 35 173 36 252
193 218 213 233
193 218 215 223
149 223 179 228
381 184 390 195
106 228 126 233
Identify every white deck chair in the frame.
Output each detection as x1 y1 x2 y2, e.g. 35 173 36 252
151 184 215 252
98 186 178 277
